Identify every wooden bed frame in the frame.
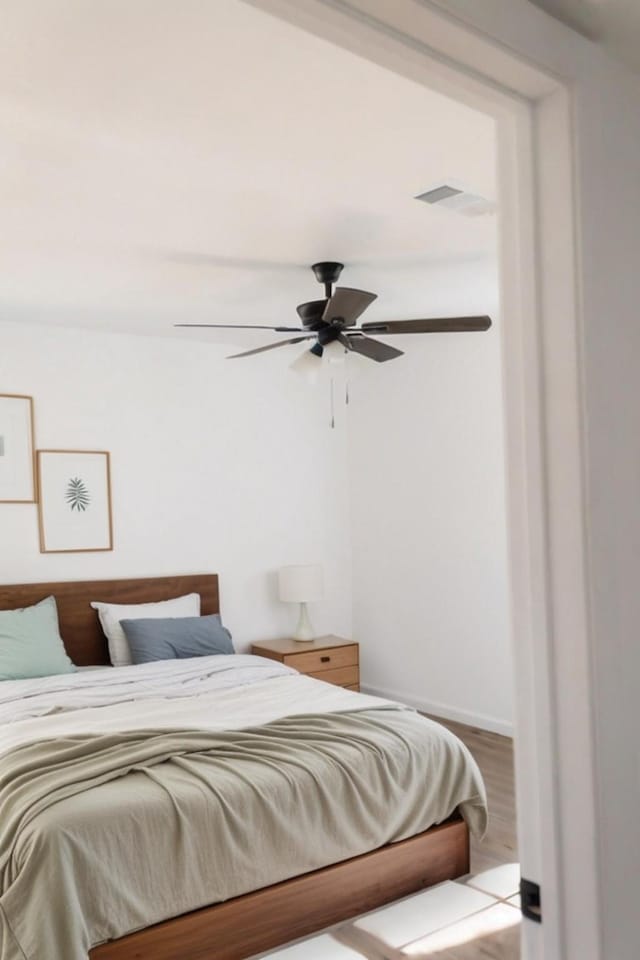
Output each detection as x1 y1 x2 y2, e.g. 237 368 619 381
0 574 470 960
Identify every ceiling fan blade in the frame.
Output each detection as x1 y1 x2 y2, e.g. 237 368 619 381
175 323 304 332
342 334 404 363
360 316 492 335
227 336 313 359
297 298 328 326
323 287 377 326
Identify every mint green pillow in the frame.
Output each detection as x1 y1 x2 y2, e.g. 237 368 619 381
0 596 76 681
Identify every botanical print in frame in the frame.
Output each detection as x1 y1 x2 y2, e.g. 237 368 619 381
37 450 113 553
0 394 36 503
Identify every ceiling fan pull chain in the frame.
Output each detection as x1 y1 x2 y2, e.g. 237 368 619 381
345 380 350 406
330 377 335 429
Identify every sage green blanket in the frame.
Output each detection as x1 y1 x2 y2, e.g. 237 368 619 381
0 709 486 960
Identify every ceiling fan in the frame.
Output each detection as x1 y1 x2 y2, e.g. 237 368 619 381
175 261 492 363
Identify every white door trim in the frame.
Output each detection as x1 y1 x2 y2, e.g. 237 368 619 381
244 2 600 957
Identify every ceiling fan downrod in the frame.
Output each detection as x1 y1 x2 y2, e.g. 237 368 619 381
311 261 344 299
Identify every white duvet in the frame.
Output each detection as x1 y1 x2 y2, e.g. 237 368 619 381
0 654 395 753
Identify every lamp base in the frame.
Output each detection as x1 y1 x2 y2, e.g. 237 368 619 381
293 602 315 642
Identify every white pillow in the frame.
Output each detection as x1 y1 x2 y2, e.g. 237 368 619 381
90 593 201 667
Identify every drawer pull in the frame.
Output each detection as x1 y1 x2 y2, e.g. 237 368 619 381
320 656 331 663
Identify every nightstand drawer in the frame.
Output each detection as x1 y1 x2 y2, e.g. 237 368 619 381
306 665 359 687
284 644 358 675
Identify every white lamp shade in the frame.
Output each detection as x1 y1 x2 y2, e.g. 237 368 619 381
289 348 322 383
278 564 323 603
323 340 347 361
289 341 370 384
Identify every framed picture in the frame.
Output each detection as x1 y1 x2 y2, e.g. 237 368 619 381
37 450 113 553
0 394 36 503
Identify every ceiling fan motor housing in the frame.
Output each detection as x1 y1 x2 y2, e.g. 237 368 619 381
317 325 342 346
296 300 348 342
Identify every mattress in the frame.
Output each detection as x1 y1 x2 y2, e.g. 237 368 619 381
0 654 487 960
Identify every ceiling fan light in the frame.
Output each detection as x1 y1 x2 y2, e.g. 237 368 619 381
324 340 347 363
289 347 322 383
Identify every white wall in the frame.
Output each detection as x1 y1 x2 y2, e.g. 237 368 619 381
348 258 512 734
0 321 352 649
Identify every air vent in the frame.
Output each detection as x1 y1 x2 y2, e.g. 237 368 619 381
415 182 496 217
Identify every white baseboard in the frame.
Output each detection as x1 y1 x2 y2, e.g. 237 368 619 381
362 683 514 738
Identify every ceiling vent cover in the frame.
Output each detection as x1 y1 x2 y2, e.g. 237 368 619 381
415 182 496 217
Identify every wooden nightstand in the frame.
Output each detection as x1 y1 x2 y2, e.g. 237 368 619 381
251 635 359 691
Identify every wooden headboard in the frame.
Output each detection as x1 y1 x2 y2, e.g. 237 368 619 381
0 574 220 666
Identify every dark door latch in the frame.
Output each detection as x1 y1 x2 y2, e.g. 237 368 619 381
520 877 542 923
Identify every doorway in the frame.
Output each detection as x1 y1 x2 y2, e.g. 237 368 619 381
245 2 597 958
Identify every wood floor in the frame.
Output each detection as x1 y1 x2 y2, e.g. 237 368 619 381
427 715 518 874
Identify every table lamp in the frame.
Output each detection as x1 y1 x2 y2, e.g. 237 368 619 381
278 564 323 641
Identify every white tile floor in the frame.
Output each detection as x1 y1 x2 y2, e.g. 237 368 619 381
261 864 521 960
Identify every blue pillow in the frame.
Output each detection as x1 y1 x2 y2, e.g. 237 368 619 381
119 614 234 664
0 595 76 680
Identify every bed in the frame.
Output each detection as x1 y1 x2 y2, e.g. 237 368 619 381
0 574 487 960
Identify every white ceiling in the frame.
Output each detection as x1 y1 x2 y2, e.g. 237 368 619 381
529 0 640 73
0 0 496 340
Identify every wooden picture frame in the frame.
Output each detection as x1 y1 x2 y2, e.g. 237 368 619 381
37 450 113 553
0 394 36 503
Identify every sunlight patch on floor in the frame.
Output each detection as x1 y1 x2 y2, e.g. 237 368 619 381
262 933 363 959
351 882 496 948
401 902 520 957
464 863 520 900
261 862 522 960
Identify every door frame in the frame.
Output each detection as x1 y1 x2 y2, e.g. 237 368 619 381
245 2 600 958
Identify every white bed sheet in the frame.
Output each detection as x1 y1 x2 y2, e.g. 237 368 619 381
0 654 395 755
